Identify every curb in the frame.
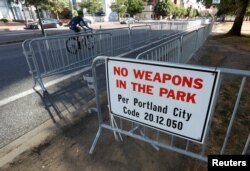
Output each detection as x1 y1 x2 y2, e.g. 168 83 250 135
0 40 24 45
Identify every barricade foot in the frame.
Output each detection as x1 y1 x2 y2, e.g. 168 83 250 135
89 127 103 154
33 88 63 123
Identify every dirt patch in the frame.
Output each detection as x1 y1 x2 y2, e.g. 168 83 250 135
0 110 207 171
212 21 250 36
1 22 250 171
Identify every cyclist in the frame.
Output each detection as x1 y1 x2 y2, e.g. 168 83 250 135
69 11 92 32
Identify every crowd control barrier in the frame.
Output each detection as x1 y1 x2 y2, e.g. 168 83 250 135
89 56 250 163
22 18 211 108
22 32 113 97
97 18 210 55
136 23 211 64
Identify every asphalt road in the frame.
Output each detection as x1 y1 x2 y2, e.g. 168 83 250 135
0 29 92 149
0 42 49 148
0 43 32 100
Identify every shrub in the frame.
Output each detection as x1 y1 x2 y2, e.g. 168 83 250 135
0 18 9 23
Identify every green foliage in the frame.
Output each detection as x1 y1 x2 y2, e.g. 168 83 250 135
127 0 144 17
58 8 71 19
186 7 198 18
80 0 102 15
58 0 69 9
246 5 250 15
51 0 64 13
172 5 187 17
203 0 250 15
217 0 238 15
72 10 78 16
154 0 175 17
47 0 64 19
24 0 49 7
0 18 9 23
110 0 128 18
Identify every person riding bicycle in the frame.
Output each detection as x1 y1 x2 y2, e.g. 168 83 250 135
69 11 92 32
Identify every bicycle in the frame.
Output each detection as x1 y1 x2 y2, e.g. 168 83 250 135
66 28 95 54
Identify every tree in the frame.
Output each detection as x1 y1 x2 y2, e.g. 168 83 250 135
127 0 144 17
154 0 174 18
203 0 250 36
80 0 102 15
48 0 64 20
227 0 249 36
58 0 69 8
110 0 128 21
172 6 187 18
246 6 250 20
154 1 168 17
25 0 50 36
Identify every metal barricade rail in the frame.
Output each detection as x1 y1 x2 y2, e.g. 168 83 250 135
97 27 131 55
22 18 211 106
22 32 113 93
136 23 211 64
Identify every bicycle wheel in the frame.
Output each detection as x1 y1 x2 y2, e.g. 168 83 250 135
66 37 79 54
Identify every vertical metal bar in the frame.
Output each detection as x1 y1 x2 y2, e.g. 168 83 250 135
92 57 105 125
89 127 103 154
156 130 160 143
220 77 247 155
186 140 190 151
201 74 223 155
110 34 113 56
242 134 250 155
148 25 151 42
179 36 183 63
129 27 132 50
177 39 181 63
195 30 198 52
119 118 123 130
171 135 175 146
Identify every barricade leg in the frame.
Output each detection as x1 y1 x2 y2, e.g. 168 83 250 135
89 127 103 154
33 78 63 123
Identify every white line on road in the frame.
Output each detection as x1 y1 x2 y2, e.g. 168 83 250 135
0 67 91 107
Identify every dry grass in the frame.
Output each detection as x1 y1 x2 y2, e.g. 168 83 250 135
212 21 250 36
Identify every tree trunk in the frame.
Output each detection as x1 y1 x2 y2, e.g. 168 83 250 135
227 0 249 36
35 6 45 36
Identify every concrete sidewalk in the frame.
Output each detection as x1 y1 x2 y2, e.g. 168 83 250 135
0 21 26 31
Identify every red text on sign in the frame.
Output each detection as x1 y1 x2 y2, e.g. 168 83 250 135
133 69 203 89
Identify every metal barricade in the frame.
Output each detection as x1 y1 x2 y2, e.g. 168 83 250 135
136 24 211 64
98 27 131 55
136 37 181 63
95 19 208 56
180 30 198 63
89 56 250 162
149 23 165 40
196 27 207 51
22 32 113 93
161 22 174 37
130 25 151 49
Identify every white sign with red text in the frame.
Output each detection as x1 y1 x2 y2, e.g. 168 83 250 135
106 58 220 143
